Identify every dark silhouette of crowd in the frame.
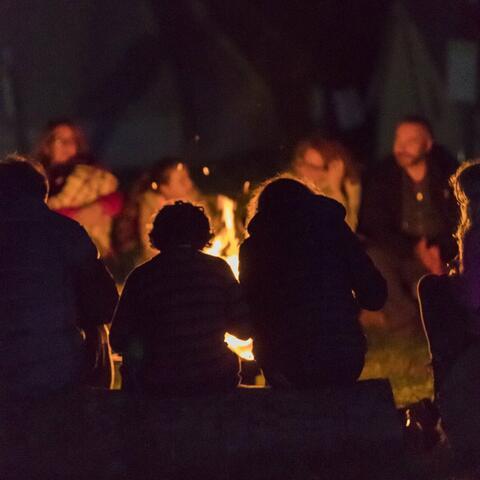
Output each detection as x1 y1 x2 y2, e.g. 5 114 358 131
1 115 479 417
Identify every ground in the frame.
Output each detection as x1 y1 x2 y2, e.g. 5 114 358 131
361 325 433 407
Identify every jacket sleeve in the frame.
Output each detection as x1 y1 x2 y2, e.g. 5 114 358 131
71 226 119 329
344 224 388 311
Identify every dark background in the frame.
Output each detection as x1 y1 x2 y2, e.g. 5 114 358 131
0 0 479 189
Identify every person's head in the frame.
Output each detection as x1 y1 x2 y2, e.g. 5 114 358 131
146 157 195 200
34 118 89 167
149 201 213 251
450 160 480 265
292 136 358 189
393 116 434 169
247 174 317 223
0 154 49 202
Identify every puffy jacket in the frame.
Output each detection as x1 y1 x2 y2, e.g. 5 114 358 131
0 197 118 399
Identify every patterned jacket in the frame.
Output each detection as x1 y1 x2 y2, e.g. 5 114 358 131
111 247 250 394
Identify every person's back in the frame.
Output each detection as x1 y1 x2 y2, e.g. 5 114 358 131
239 178 386 387
0 156 118 400
111 202 249 395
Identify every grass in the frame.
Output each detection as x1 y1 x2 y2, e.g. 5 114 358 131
361 325 433 407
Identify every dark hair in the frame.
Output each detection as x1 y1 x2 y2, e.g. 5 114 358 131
149 201 213 251
293 136 359 182
396 115 434 138
246 173 317 223
33 118 90 168
0 154 49 201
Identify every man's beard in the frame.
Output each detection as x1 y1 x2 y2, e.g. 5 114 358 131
395 151 428 168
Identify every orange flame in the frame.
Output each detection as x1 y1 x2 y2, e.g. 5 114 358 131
205 195 239 278
224 332 254 361
204 195 254 360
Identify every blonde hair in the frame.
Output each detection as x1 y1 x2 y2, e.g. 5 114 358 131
450 159 480 270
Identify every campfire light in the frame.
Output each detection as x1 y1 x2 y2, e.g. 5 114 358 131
224 333 254 361
205 195 239 278
204 195 254 360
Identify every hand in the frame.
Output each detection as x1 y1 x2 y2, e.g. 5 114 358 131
326 158 345 192
415 238 445 275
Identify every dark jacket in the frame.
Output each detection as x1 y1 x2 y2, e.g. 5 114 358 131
358 146 458 259
0 198 118 400
239 195 387 385
110 248 249 395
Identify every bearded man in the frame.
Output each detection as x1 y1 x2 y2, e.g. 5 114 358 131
358 116 458 332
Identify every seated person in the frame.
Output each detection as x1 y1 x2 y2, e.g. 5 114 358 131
239 177 387 388
359 116 458 332
419 160 480 399
0 155 118 400
291 136 361 231
110 201 250 395
114 157 240 279
33 118 123 261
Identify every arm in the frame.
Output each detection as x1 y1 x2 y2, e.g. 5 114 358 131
345 225 388 311
72 228 118 329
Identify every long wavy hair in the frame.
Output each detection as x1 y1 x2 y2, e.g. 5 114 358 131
450 160 480 271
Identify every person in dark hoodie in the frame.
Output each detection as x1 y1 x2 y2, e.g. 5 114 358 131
0 155 118 400
110 201 250 395
239 176 387 387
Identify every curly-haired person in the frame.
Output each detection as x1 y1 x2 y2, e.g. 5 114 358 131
110 201 250 395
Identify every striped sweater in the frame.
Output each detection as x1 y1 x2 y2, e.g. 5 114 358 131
111 247 249 395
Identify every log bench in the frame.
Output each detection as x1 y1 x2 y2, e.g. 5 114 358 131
1 379 405 480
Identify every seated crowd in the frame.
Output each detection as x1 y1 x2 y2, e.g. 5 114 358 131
1 114 479 407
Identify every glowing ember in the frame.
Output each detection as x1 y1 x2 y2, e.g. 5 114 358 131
224 332 254 361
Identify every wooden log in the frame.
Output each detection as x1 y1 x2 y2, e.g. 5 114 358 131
1 379 404 480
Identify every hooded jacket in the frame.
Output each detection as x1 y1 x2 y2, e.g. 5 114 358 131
239 195 386 381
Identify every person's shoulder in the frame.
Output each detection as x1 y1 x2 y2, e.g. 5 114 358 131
313 195 346 223
123 255 160 285
48 208 88 236
198 251 237 277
